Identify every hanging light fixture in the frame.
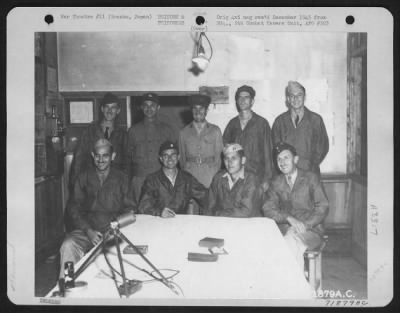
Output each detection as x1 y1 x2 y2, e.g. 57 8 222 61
191 32 213 72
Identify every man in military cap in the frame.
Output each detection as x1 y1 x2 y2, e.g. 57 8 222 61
70 92 128 187
138 140 208 217
262 142 329 269
178 94 223 188
127 93 176 202
60 138 136 279
223 85 274 192
272 81 329 175
204 143 263 217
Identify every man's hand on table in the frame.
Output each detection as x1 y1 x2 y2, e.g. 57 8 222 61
161 207 176 218
86 228 103 245
287 216 307 234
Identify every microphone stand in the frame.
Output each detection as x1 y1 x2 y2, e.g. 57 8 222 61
69 223 179 297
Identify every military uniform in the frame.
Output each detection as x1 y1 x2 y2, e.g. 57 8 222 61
262 168 329 268
70 122 127 185
205 169 262 217
272 107 329 175
223 112 274 184
138 169 207 216
179 122 223 187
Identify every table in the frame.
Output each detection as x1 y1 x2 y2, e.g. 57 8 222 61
48 215 313 300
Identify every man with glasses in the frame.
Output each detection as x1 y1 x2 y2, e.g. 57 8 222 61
138 141 207 218
272 81 329 176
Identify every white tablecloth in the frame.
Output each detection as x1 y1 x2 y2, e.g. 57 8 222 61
49 215 313 300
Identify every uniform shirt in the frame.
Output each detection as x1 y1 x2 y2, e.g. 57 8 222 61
262 168 329 234
223 112 274 184
179 121 223 187
205 169 263 218
127 119 176 178
272 107 329 175
138 169 207 216
70 122 128 184
67 168 136 233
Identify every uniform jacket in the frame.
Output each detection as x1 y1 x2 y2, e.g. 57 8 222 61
70 122 128 184
178 122 223 187
262 169 329 234
271 107 329 174
138 169 207 215
205 169 263 218
127 119 176 178
223 112 274 184
67 168 136 233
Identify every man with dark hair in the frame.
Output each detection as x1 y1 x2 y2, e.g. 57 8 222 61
223 85 274 192
127 93 176 202
262 142 329 269
179 94 223 188
272 81 329 175
138 140 207 218
60 139 136 279
70 93 127 186
205 143 263 217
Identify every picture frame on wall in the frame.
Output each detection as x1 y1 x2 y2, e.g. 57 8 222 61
66 98 95 125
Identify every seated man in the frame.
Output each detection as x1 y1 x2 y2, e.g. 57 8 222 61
262 142 329 270
138 140 207 218
204 143 263 217
60 139 136 279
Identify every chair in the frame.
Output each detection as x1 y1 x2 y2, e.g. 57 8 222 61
304 235 328 292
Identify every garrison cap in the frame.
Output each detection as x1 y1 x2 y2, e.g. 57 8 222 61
93 138 113 152
101 93 119 107
142 92 160 105
286 81 306 95
274 142 297 157
223 143 244 156
188 94 211 108
235 85 256 100
159 140 179 155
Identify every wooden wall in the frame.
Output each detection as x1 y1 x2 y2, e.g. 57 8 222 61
35 176 64 266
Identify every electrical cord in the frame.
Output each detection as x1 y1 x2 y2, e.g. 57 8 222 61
102 246 182 293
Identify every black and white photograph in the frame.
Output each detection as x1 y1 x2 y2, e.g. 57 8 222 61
7 7 393 307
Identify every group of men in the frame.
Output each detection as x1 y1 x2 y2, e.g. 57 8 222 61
60 81 330 282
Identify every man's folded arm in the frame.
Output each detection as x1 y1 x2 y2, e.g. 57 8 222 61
262 190 290 223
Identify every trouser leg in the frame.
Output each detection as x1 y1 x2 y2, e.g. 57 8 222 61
284 227 308 271
59 230 93 278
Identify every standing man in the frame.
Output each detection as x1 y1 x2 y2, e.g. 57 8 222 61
262 142 329 270
223 85 273 192
127 93 176 202
138 141 207 218
272 81 329 175
205 143 263 217
60 139 136 279
70 92 127 186
179 94 223 188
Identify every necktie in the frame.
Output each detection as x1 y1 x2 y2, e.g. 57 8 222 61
104 127 109 139
295 115 300 127
287 175 293 189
